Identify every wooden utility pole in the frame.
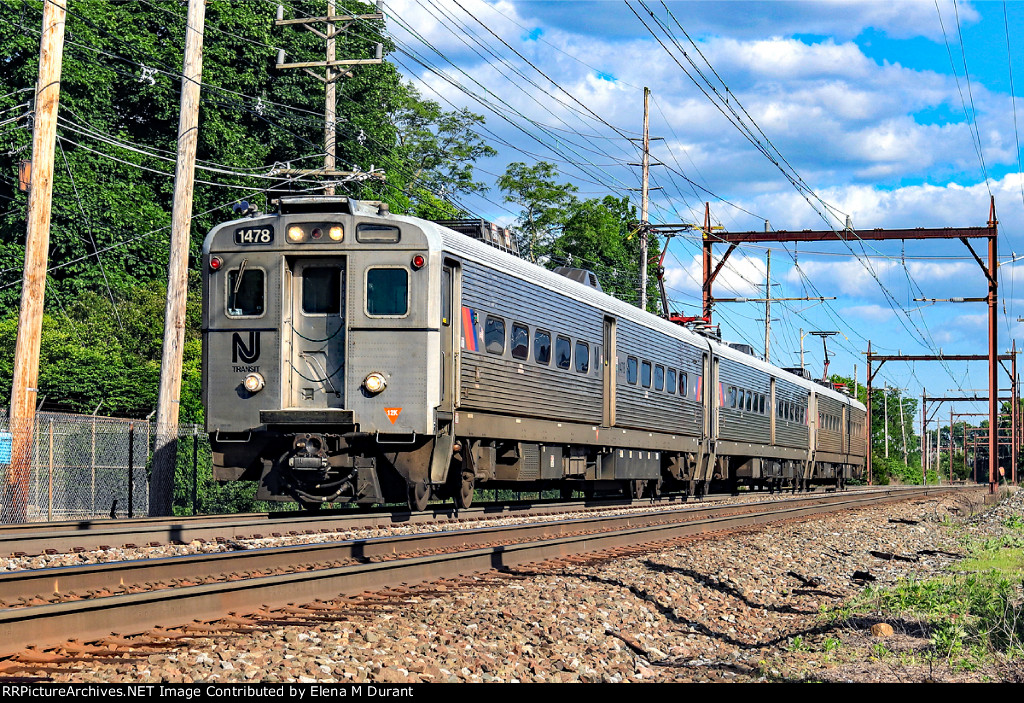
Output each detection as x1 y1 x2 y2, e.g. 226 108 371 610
325 0 338 195
6 0 67 524
151 0 206 517
275 1 384 191
639 86 650 311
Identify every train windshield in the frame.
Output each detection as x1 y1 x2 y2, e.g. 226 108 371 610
227 268 264 317
366 268 409 316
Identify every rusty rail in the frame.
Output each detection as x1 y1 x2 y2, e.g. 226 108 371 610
0 485 972 656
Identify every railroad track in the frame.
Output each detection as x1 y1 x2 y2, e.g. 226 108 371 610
0 484 974 666
0 496 668 557
0 484 918 558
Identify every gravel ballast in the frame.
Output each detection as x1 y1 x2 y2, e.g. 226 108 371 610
15 487 1023 683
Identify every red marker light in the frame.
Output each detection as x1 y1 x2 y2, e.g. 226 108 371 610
412 254 425 269
210 256 223 271
311 227 323 239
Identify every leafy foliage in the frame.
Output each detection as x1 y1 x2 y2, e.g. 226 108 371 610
0 1 496 426
498 161 578 261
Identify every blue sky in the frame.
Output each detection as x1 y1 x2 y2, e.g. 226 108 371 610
383 0 1024 415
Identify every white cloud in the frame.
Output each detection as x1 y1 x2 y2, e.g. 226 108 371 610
844 304 895 322
664 252 766 298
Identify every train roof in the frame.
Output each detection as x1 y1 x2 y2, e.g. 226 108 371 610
404 215 865 412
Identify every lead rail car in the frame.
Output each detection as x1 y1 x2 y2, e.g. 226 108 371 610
202 197 866 510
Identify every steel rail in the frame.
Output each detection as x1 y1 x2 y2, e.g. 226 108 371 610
0 497 641 555
0 488 891 604
0 485 921 556
0 485 970 656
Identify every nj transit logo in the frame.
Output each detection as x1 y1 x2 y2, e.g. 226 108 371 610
231 331 261 364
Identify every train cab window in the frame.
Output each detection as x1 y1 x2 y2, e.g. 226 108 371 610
654 365 664 391
627 356 638 384
575 342 590 373
511 323 530 360
226 268 265 317
302 267 341 315
485 316 506 354
535 330 551 365
667 369 677 394
680 372 688 397
641 361 652 388
556 336 572 369
365 267 408 316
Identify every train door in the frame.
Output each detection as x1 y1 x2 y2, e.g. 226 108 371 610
286 258 346 409
440 260 460 413
843 406 849 457
603 316 616 427
769 377 777 446
709 355 719 440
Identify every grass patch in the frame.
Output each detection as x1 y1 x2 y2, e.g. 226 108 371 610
828 501 1024 669
959 548 1024 578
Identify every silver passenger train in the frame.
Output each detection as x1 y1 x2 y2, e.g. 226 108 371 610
202 196 867 510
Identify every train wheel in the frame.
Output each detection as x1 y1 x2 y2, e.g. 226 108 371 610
629 480 645 500
408 481 430 512
648 478 662 501
455 472 474 509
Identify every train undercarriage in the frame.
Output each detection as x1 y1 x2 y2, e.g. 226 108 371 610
212 429 863 511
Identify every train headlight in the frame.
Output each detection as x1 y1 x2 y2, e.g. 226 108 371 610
287 226 304 242
243 372 265 393
329 225 344 241
364 372 387 394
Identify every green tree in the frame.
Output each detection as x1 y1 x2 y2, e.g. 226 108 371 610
389 83 496 220
498 161 578 261
547 195 659 309
0 1 497 422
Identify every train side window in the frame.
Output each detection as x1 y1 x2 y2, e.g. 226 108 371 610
226 268 265 317
511 323 530 360
556 336 572 369
302 267 341 314
575 341 590 373
485 316 506 354
667 369 677 394
654 364 664 391
727 386 736 408
441 266 451 326
746 391 753 412
641 361 652 388
365 267 408 316
737 389 745 410
627 356 638 384
535 330 551 365
679 372 687 397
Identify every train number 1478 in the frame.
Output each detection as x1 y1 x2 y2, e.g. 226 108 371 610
234 226 275 245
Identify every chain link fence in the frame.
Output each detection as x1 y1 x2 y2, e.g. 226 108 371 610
0 411 220 524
